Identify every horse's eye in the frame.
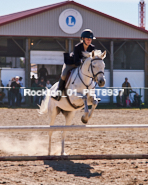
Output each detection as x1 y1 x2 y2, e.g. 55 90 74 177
92 66 95 68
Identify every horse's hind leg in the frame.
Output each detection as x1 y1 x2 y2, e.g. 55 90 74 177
48 106 60 155
61 111 76 155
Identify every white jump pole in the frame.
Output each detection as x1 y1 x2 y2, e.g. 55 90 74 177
1 125 148 158
0 125 148 132
0 154 148 161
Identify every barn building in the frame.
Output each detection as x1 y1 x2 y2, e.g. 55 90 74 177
0 0 148 103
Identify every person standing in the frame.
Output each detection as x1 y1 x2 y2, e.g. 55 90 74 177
31 75 36 86
32 78 40 106
38 77 46 104
19 77 23 103
10 76 21 107
7 77 15 107
38 65 48 81
0 80 5 102
122 77 132 106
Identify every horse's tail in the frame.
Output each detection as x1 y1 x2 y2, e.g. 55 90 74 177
38 88 50 115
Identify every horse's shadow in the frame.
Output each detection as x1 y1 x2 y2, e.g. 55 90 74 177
44 160 102 178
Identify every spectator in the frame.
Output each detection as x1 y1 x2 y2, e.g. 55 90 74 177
38 65 48 81
31 75 36 86
122 77 132 106
116 90 123 107
134 92 142 107
19 77 23 103
126 96 131 107
7 77 15 87
32 78 40 106
19 77 23 86
46 79 52 89
38 77 46 104
0 80 5 103
38 77 46 88
7 77 15 107
10 76 21 107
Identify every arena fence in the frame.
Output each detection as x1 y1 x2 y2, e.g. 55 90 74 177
0 124 148 132
0 124 148 161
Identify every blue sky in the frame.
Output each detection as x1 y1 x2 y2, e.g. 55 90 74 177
0 0 147 29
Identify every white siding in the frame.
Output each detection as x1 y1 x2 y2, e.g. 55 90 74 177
30 51 64 65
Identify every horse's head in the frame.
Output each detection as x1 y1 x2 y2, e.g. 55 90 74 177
82 50 106 87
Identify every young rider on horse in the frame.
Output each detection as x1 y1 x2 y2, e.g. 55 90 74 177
54 29 96 101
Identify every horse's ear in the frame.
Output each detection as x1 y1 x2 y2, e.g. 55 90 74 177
92 50 95 58
101 50 106 59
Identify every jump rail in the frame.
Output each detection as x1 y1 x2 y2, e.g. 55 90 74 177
1 125 148 161
0 154 148 161
0 124 148 132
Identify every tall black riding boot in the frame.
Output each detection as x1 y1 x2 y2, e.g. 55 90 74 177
52 78 65 101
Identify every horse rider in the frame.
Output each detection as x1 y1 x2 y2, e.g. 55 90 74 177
53 29 96 101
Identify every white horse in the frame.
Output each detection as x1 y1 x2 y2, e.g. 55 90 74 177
39 50 106 155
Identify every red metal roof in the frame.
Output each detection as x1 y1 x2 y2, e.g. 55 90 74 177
0 0 148 34
0 1 67 26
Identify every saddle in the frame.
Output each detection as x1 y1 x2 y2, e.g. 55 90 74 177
64 68 76 88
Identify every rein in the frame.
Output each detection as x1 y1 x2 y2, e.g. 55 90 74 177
78 66 93 89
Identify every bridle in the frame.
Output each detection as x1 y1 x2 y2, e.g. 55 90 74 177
77 58 104 89
68 57 105 109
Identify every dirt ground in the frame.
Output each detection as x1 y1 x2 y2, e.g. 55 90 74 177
0 108 148 185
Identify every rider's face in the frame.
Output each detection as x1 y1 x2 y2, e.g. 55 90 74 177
83 38 92 45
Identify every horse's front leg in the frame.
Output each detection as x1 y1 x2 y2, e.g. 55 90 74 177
88 96 101 119
48 106 60 155
76 92 89 124
81 95 89 124
48 131 52 155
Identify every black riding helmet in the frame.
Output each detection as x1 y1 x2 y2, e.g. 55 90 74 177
81 29 96 39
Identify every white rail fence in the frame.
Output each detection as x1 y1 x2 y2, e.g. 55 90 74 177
1 124 148 132
0 124 148 161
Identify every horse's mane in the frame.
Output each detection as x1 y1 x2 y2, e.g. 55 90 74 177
82 50 106 60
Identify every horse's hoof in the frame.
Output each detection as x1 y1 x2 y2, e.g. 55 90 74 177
81 116 88 124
